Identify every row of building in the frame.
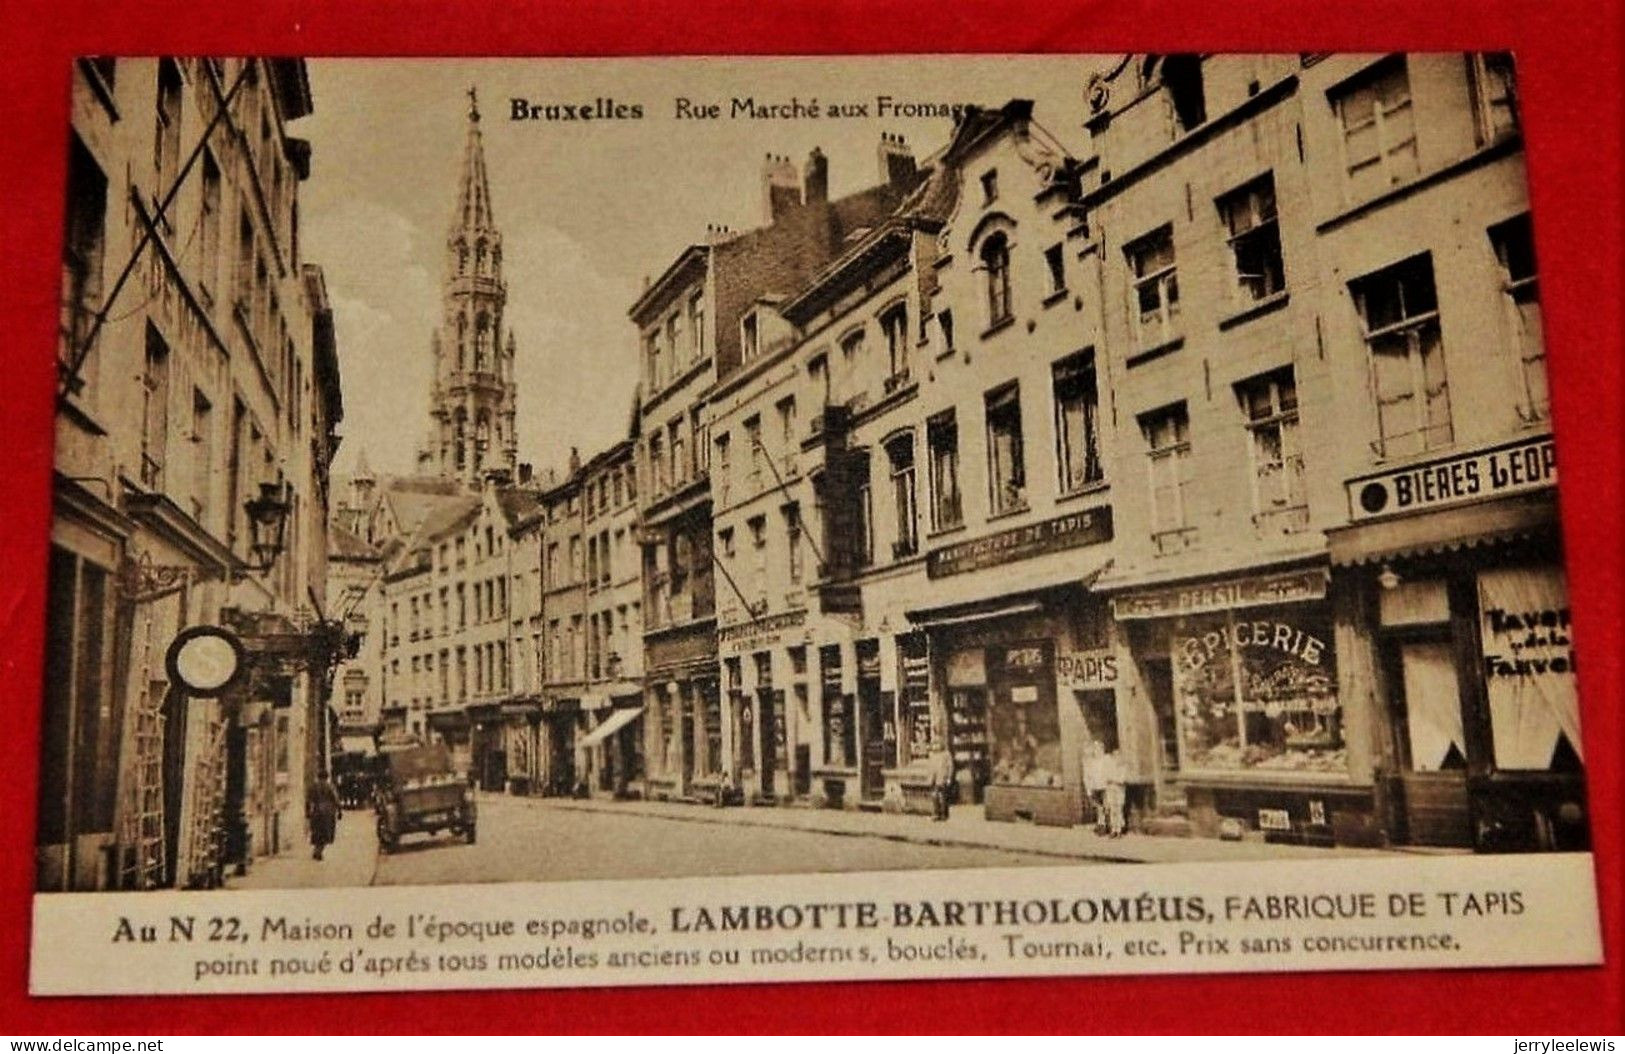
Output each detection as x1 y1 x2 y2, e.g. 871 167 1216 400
45 57 345 890
339 53 1584 854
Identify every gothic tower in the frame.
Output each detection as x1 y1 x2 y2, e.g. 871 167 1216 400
423 88 519 486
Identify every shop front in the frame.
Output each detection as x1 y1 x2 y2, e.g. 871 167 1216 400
467 702 506 792
424 708 472 777
1111 565 1377 845
1328 456 1583 852
498 699 541 795
539 698 579 796
578 686 646 799
909 588 1107 828
641 631 718 802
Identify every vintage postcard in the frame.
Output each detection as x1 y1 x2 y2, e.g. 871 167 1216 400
32 53 1601 996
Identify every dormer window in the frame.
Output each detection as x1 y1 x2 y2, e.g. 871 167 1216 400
1163 54 1207 133
742 312 760 362
980 170 999 204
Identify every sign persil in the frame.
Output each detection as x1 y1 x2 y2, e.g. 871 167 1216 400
1346 434 1556 522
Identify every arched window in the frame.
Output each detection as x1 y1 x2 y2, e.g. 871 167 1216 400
474 313 489 371
457 240 468 274
981 232 1013 326
456 314 467 370
453 410 467 471
474 239 487 274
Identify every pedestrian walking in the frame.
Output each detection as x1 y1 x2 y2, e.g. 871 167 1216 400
307 772 342 861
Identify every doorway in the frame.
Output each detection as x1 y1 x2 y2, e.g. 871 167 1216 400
1388 637 1472 847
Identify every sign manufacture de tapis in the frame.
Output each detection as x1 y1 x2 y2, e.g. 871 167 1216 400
926 506 1112 579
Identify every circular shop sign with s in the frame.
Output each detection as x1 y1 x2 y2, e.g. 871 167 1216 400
166 625 247 696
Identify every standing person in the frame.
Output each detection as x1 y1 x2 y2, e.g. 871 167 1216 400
307 772 342 861
1081 736 1106 831
1101 750 1127 838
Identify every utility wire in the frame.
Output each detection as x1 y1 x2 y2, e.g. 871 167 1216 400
58 61 254 400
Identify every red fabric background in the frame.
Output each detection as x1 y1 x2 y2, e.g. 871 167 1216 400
0 0 1618 1034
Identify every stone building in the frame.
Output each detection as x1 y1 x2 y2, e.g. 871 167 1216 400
1079 53 1575 851
46 57 342 890
634 141 924 803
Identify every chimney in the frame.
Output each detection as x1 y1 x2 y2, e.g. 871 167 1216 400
878 132 917 188
762 152 800 224
803 147 829 204
484 467 512 489
568 446 582 476
518 462 534 485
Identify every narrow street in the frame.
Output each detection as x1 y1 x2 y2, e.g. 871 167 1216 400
227 792 1412 891
369 796 1066 885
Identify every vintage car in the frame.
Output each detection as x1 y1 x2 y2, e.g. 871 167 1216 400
373 743 476 852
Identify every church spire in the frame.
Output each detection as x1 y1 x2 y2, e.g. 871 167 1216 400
455 86 496 234
422 88 518 488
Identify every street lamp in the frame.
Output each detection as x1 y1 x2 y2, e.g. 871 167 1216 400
244 479 292 573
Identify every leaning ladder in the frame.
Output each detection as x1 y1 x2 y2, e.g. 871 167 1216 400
118 611 166 890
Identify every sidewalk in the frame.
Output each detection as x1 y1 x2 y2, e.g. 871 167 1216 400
515 793 1434 865
226 808 379 889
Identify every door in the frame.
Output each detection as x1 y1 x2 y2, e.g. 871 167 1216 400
757 689 777 798
859 681 887 799
1393 639 1472 847
680 709 695 786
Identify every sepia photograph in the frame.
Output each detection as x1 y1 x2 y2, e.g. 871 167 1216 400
31 52 1602 995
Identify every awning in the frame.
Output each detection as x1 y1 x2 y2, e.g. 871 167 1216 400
906 598 1043 630
577 706 644 749
337 735 376 756
1326 491 1557 567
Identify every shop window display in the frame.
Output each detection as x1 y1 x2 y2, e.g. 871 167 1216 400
986 644 1063 788
1172 606 1343 774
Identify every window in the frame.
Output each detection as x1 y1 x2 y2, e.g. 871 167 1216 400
839 330 864 402
1238 369 1307 531
644 332 661 390
937 309 956 356
927 411 963 530
1044 243 1066 295
199 150 221 299
1162 54 1207 132
1218 174 1284 303
1126 225 1179 346
980 233 1013 327
808 353 831 408
985 385 1026 514
189 389 212 524
59 136 108 390
713 431 731 504
1334 57 1419 200
1053 353 1103 493
887 434 918 558
669 418 685 486
775 396 797 469
648 433 665 493
980 169 999 204
1468 52 1518 144
153 60 183 203
140 324 170 490
744 415 763 490
856 457 874 568
718 526 735 560
688 291 705 361
666 314 682 372
1352 254 1452 457
1141 404 1194 548
881 304 910 382
742 312 760 362
748 514 768 605
1489 214 1546 422
784 503 804 585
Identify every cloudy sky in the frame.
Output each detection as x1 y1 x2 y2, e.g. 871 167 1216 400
292 57 1099 482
